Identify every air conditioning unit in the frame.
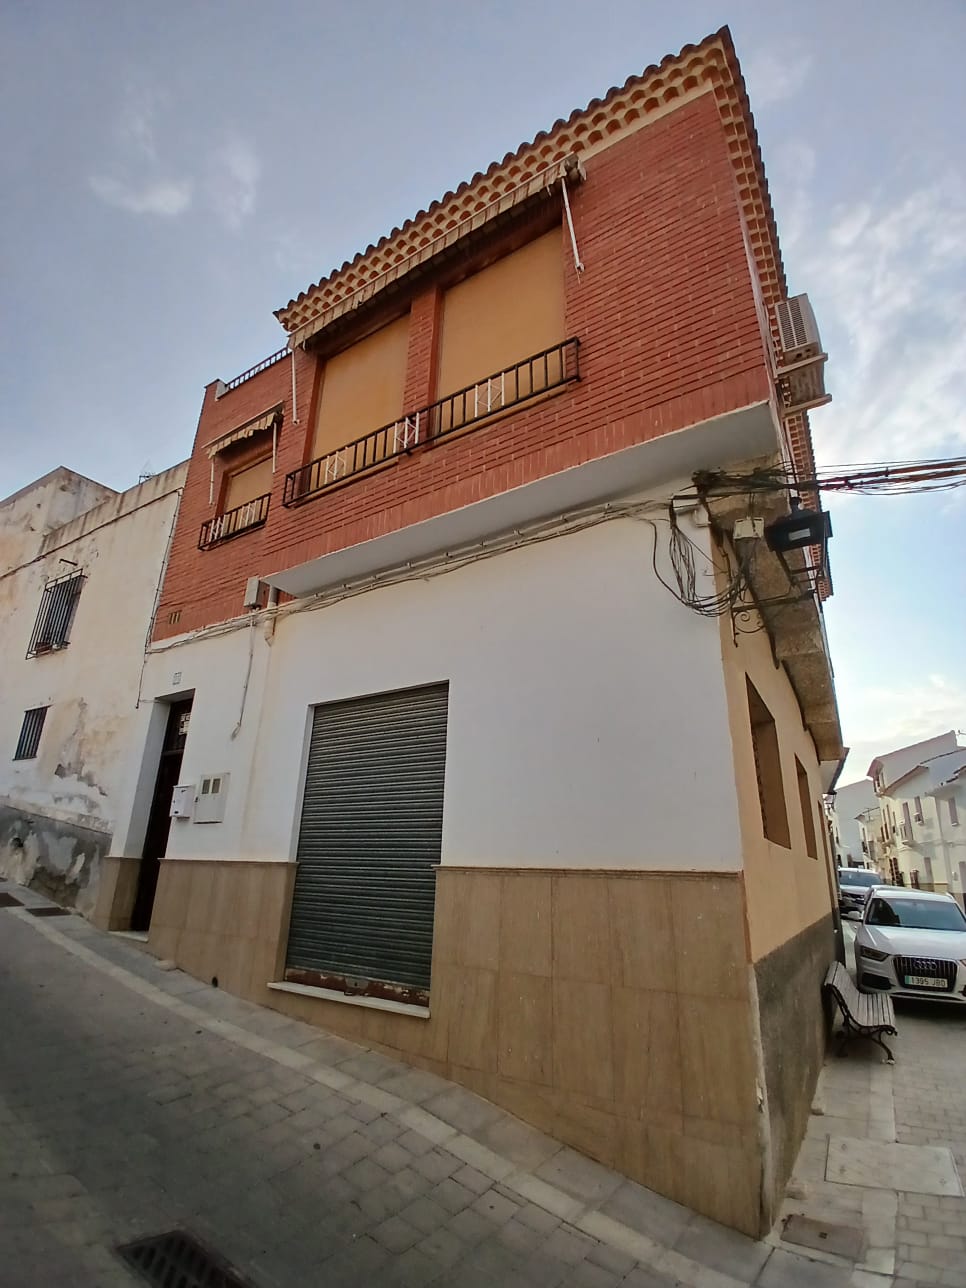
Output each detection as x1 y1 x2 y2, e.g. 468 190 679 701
774 295 822 361
914 813 923 824
771 293 832 418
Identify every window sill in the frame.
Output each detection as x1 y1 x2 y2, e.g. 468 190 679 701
267 979 430 1020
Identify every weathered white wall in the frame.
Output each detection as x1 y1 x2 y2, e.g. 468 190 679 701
0 464 187 911
0 468 116 576
125 515 745 872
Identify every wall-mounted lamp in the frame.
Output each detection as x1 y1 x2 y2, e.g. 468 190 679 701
765 496 832 585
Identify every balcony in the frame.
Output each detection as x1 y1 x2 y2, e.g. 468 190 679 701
283 337 580 509
199 493 271 549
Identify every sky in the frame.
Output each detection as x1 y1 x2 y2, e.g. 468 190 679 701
1 0 964 781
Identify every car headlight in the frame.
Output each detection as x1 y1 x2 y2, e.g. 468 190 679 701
858 944 890 962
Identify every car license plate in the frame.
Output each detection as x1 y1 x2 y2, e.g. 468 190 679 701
904 975 947 989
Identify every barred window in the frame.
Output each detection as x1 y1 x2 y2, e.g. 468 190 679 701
26 571 85 658
14 707 48 760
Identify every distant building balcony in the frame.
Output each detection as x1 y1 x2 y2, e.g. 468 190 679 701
283 337 580 509
199 493 271 549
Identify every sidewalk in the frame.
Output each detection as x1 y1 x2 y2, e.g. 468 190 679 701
777 939 966 1288
1 879 962 1288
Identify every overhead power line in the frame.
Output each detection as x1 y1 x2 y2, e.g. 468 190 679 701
692 455 966 500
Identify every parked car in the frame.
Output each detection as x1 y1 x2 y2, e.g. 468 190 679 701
854 888 966 1005
837 867 883 917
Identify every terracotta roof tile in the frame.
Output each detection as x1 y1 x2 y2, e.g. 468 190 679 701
275 26 788 324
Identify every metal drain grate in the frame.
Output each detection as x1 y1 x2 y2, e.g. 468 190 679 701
0 893 23 908
26 906 71 917
118 1230 255 1288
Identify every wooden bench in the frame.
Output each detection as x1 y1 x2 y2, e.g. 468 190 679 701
824 961 898 1064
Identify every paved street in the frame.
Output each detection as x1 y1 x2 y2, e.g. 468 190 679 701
2 883 964 1288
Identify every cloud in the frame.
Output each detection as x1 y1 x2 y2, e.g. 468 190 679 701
839 673 966 779
743 46 814 110
90 85 260 232
787 172 966 467
89 175 192 217
89 84 193 220
115 84 160 162
207 137 260 231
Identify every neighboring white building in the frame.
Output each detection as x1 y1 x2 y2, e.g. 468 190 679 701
866 732 966 897
830 778 877 867
856 804 885 877
926 763 966 908
0 464 187 913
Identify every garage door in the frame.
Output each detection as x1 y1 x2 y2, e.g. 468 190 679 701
285 682 448 1006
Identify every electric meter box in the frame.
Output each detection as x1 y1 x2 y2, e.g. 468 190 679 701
194 773 229 824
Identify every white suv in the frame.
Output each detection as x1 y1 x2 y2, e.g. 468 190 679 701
854 887 966 1004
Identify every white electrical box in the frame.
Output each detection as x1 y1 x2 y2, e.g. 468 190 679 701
734 517 765 540
169 785 195 819
194 773 229 824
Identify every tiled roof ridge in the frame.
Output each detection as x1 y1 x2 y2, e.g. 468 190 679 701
275 25 788 324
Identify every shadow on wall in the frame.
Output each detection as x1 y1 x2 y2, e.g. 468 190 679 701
0 804 110 915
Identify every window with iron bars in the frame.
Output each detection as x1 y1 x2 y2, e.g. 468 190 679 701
26 571 85 658
14 707 48 760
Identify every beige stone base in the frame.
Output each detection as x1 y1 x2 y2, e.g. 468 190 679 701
149 858 784 1233
91 855 141 931
148 859 295 1002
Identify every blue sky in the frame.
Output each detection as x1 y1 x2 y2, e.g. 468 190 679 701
1 0 963 778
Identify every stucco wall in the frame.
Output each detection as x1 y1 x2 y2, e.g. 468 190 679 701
0 469 116 576
0 802 111 915
719 604 835 964
717 590 837 1218
0 464 186 907
122 513 744 874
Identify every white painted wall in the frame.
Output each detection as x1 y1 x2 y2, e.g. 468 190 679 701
0 465 187 909
123 514 745 872
875 747 966 892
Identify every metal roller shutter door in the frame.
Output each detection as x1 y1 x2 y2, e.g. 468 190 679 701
285 682 448 1002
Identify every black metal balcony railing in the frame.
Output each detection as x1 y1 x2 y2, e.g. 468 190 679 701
283 337 580 508
219 348 288 396
198 493 271 549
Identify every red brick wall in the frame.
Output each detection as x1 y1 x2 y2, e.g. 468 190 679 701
154 92 771 640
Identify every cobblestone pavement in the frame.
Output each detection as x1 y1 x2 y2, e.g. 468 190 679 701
2 882 956 1288
776 921 966 1288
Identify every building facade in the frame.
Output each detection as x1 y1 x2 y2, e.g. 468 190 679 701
867 733 966 897
104 29 842 1235
856 804 885 876
830 778 877 867
0 465 187 913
